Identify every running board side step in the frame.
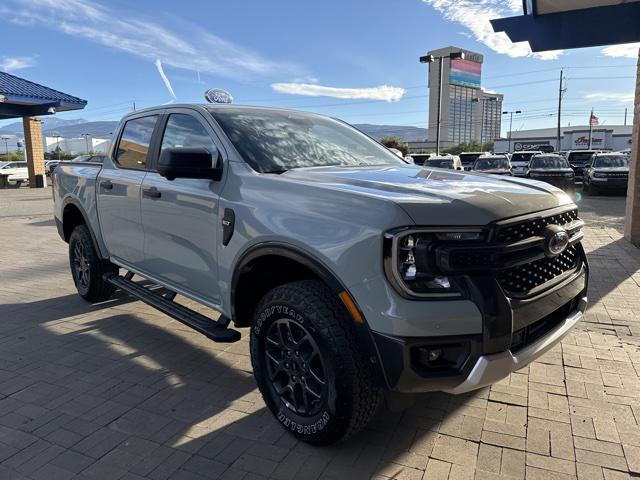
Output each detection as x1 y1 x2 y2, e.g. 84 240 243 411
104 273 241 343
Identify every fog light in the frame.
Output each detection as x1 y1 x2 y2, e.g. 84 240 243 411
428 349 442 361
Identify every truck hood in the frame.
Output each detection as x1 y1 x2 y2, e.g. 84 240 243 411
282 164 572 225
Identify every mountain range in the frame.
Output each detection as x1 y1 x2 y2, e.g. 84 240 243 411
0 118 428 142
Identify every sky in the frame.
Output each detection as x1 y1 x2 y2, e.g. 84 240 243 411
0 0 638 136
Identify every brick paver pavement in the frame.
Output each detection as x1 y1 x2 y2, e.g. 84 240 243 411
0 187 639 479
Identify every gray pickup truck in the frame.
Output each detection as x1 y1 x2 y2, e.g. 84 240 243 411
53 104 588 445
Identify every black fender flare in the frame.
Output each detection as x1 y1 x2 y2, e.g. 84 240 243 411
231 242 390 388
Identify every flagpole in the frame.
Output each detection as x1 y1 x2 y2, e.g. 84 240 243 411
588 108 594 149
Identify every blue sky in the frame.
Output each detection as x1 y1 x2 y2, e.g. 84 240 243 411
0 0 638 135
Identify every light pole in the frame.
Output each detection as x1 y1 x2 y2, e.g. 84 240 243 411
81 133 90 154
0 136 9 160
420 50 465 155
53 134 62 161
502 110 522 153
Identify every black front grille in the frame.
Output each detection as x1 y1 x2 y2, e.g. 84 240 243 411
496 209 579 243
498 245 579 296
510 296 579 352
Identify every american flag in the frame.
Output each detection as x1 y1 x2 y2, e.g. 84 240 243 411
590 113 599 126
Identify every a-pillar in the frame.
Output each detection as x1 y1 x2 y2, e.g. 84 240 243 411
22 116 46 188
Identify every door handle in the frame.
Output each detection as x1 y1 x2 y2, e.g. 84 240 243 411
142 187 162 199
100 180 113 190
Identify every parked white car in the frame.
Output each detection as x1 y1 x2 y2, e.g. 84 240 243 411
0 161 29 188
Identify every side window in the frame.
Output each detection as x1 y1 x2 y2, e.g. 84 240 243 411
160 114 218 161
115 115 158 170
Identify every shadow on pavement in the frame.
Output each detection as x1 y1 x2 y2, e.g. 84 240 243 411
0 289 475 478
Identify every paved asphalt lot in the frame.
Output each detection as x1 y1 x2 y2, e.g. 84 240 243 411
0 187 639 479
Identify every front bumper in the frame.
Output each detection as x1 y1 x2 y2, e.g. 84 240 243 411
371 259 588 394
590 178 628 190
530 177 574 189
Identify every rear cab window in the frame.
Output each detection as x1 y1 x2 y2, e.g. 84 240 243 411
115 115 158 170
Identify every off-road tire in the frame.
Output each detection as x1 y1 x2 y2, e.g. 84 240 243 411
250 280 381 445
69 224 117 302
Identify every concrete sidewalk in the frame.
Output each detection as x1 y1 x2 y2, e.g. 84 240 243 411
0 187 639 479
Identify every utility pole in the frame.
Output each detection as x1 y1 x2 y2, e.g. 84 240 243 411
588 108 594 150
132 100 136 112
557 69 565 152
625 107 628 126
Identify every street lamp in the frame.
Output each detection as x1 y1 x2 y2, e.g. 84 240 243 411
502 110 522 153
420 50 465 155
0 136 10 160
52 134 63 161
80 133 90 154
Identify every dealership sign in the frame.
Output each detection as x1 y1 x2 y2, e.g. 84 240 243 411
514 141 550 151
572 131 605 149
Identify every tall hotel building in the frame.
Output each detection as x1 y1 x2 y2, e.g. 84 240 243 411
426 46 504 148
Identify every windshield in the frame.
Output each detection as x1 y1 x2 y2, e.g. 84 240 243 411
530 156 569 169
474 157 509 170
459 153 482 165
425 159 454 169
510 152 536 164
594 155 628 168
568 152 595 163
210 108 406 173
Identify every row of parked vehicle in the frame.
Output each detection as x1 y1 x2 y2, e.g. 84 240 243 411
405 150 630 194
0 155 107 188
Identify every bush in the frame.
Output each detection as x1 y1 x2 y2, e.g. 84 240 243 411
380 136 409 156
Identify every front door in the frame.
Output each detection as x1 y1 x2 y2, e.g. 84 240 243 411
97 114 159 268
140 110 223 304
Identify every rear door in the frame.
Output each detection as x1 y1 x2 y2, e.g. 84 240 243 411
97 114 160 268
139 109 224 304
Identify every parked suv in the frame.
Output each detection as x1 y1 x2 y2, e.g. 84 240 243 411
583 152 629 195
472 155 512 175
566 150 601 181
53 104 588 445
510 151 542 177
424 154 463 170
527 154 575 191
459 152 490 171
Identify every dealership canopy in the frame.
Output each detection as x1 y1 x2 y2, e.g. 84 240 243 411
0 71 87 120
491 0 640 51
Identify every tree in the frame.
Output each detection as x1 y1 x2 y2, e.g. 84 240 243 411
380 136 409 156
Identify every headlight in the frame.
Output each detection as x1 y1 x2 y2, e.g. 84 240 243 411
594 172 607 178
384 229 484 298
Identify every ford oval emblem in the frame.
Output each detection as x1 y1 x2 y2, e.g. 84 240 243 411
204 88 233 104
544 225 570 256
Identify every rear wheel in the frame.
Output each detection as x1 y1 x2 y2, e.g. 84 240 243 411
69 224 117 302
250 280 381 445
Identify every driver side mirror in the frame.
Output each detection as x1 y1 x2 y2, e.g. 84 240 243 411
158 147 222 181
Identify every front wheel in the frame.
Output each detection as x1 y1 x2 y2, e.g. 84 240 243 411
250 280 381 445
69 224 117 302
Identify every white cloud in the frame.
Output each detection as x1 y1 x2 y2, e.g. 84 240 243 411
421 0 563 60
1 0 304 80
0 55 36 71
585 91 635 103
155 59 176 99
602 43 640 59
271 83 406 102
